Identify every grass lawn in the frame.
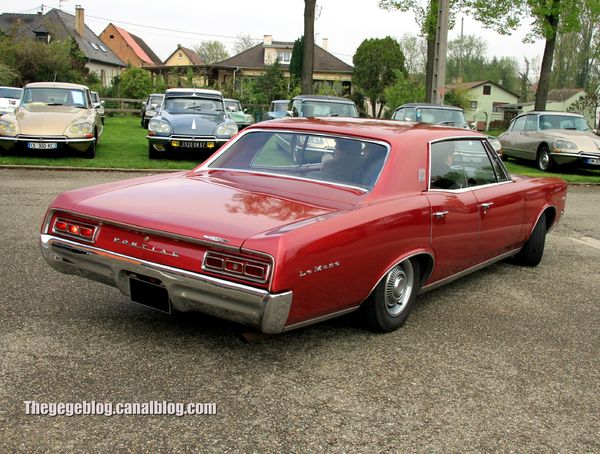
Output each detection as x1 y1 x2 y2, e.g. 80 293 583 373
0 116 201 170
1 116 599 183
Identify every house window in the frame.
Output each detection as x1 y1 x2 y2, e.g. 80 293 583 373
178 52 183 58
109 34 115 39
470 101 478 110
35 32 50 43
98 43 108 52
277 51 291 63
90 42 100 50
482 85 491 95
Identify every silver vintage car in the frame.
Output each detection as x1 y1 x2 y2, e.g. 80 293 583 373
499 111 600 171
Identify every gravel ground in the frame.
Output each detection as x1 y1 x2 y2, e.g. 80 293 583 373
0 169 599 452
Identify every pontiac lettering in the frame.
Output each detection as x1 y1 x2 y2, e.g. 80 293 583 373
113 237 179 257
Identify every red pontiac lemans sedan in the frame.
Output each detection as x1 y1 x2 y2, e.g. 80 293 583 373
40 118 568 333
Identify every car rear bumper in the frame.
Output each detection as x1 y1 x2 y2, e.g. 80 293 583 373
40 234 293 334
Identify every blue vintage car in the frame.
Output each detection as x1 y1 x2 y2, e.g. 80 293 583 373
146 88 238 159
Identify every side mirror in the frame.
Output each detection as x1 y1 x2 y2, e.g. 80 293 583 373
150 103 158 109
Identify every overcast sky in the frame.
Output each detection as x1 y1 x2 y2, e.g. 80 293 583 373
5 0 545 73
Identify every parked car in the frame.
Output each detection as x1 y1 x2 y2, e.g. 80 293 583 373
0 86 23 115
0 82 102 158
146 88 237 159
224 98 254 130
140 93 164 129
498 111 600 171
90 91 105 124
262 99 290 121
391 103 504 156
40 118 567 334
290 95 359 118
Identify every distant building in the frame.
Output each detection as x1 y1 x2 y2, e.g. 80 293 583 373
164 44 204 67
0 7 125 86
446 80 520 130
99 23 162 67
209 35 353 92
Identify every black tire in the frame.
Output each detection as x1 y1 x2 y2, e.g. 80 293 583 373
143 119 149 129
148 143 160 159
363 259 420 332
83 136 97 159
536 145 554 172
515 212 546 266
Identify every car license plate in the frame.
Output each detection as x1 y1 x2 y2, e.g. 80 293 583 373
129 276 171 313
585 158 600 165
28 142 57 149
179 141 207 148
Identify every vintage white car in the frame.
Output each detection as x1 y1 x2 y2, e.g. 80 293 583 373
0 82 103 158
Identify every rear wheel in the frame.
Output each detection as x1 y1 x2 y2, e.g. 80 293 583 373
536 146 554 172
363 259 420 332
515 212 546 266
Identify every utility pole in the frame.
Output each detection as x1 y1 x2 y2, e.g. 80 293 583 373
429 0 449 104
458 17 464 80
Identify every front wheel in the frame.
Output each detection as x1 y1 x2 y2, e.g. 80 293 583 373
83 137 97 159
536 146 554 172
148 143 161 159
514 212 546 266
363 259 420 332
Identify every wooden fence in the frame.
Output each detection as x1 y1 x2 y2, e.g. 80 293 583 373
103 98 143 114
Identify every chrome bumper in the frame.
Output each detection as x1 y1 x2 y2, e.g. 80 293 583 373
550 151 600 165
40 234 292 334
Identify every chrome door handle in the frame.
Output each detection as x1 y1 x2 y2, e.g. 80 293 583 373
433 210 449 219
480 202 494 210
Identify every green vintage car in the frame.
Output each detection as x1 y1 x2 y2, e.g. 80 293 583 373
224 98 254 130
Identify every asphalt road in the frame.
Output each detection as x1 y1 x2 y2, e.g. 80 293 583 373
1 168 599 452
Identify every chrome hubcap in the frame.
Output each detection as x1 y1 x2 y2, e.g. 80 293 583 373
384 261 414 317
540 152 549 169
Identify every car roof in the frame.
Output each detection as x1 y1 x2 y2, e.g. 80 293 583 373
223 98 241 102
516 111 583 117
0 86 22 91
165 88 222 96
24 82 89 90
292 95 355 104
396 103 463 111
247 117 485 144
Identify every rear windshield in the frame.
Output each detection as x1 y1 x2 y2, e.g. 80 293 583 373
164 96 223 114
22 87 87 108
416 107 468 128
208 131 387 189
0 87 22 99
301 100 359 118
224 100 242 112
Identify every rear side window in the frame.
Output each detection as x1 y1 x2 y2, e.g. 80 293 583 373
430 139 510 190
511 116 526 131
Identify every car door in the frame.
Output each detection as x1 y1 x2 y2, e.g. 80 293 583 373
426 140 480 282
501 116 527 158
519 114 541 160
458 139 524 262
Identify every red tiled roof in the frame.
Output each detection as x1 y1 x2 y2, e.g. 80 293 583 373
113 25 154 65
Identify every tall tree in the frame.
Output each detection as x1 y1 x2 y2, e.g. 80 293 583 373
194 40 229 64
233 34 257 55
397 33 427 77
302 0 316 94
353 36 407 117
289 36 304 84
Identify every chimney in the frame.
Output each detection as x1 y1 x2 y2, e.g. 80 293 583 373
75 5 84 38
322 38 328 51
263 34 272 45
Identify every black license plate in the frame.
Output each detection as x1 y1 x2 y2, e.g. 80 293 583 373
129 276 171 313
179 141 207 148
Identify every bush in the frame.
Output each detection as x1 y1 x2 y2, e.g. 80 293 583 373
488 120 509 131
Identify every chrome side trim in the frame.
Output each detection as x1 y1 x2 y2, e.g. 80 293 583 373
550 152 600 159
420 248 520 293
40 234 291 334
282 306 360 332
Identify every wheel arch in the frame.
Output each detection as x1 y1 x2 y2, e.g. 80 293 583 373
537 142 550 154
366 250 434 300
526 205 557 238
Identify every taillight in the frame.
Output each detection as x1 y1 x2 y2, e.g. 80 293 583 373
203 251 270 283
53 217 98 242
